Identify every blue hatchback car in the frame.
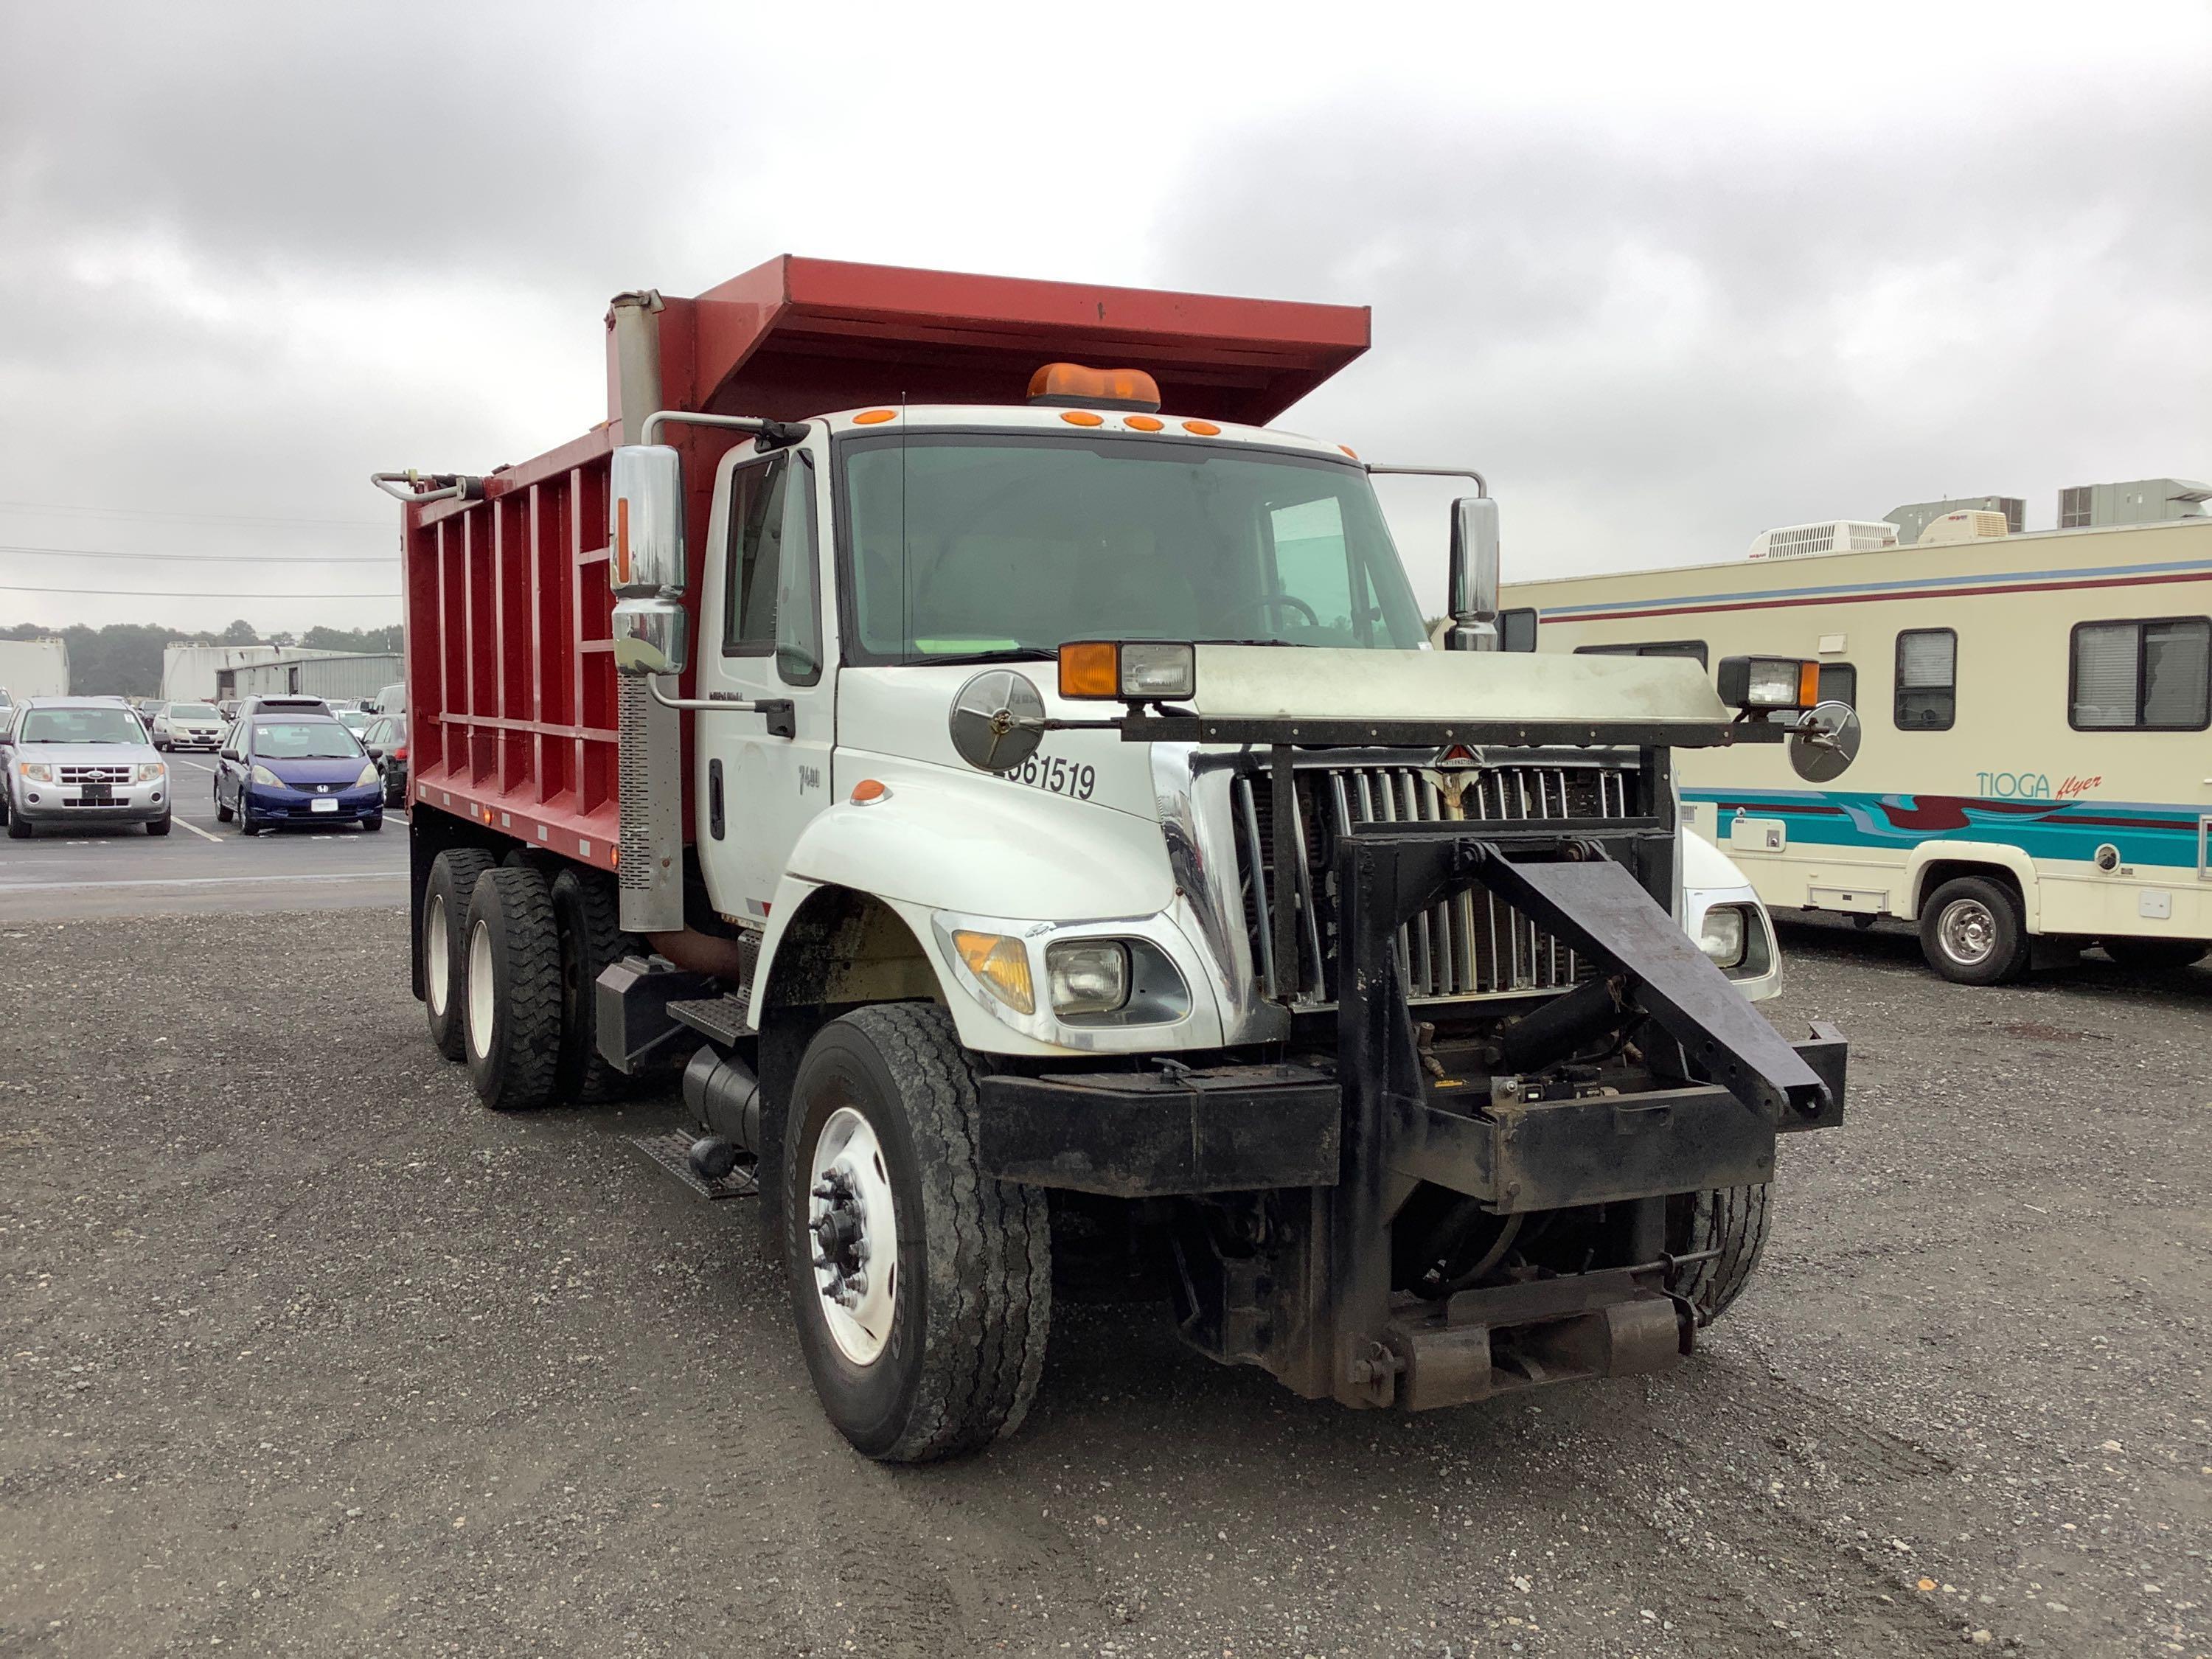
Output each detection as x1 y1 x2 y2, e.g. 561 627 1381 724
215 712 384 835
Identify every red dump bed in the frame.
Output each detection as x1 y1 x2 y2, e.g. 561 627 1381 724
398 254 1370 866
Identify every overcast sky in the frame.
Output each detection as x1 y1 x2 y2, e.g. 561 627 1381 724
2 1 2207 635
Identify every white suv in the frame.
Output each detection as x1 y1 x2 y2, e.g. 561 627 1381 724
1 698 171 838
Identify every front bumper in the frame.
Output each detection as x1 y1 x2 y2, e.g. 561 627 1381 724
11 782 168 824
978 1025 1846 1201
243 784 383 824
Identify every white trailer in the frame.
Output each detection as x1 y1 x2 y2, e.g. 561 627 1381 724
0 637 70 699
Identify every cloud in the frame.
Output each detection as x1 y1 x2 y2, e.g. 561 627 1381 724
1 0 2206 631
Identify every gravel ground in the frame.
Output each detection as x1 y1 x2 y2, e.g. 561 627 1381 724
1 908 2206 1658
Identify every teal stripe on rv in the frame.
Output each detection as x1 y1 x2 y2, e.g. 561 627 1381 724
1681 787 2208 871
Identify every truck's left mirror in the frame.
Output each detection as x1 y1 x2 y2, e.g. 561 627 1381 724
611 444 685 596
1445 495 1500 652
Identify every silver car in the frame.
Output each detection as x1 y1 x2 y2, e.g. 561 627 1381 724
152 699 228 752
1 698 172 838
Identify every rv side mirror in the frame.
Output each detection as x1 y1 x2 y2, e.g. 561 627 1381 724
609 443 689 678
1498 607 1539 653
1445 495 1500 652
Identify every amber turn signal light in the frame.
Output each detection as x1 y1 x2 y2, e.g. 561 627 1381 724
1059 641 1120 699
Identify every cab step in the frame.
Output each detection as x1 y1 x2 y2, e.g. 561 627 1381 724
625 1128 759 1201
668 994 755 1046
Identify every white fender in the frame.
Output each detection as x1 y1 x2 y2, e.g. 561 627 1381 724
1902 840 2043 930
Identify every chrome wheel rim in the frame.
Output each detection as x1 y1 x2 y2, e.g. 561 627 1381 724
425 893 451 1015
1938 897 1997 965
465 917 495 1060
807 1106 898 1366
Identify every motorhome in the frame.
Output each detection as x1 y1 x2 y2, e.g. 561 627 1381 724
1503 509 2212 984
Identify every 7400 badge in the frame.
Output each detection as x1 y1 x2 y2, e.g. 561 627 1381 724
1012 752 1096 800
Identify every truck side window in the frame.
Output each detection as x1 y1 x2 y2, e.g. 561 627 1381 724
723 454 822 686
1893 629 1955 730
1817 662 1856 707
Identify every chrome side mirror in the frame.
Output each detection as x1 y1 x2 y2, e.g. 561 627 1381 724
1788 700 1863 782
948 669 1046 774
611 443 689 678
1445 496 1500 652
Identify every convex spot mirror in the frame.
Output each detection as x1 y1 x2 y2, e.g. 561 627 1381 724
1788 700 1861 782
949 669 1046 775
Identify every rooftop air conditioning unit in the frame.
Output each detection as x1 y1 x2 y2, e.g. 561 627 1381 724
1747 520 1899 561
1913 509 2009 546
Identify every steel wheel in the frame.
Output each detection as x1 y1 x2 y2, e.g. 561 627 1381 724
806 1105 900 1366
465 917 496 1062
1936 896 1997 967
425 893 452 1018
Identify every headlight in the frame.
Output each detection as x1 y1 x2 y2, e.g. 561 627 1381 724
1046 940 1130 1015
250 765 283 787
1697 905 1748 969
1717 655 1819 712
20 762 53 783
950 930 1034 1015
136 762 167 782
355 762 380 788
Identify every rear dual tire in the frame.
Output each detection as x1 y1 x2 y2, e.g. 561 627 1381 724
462 866 564 1112
423 849 497 1060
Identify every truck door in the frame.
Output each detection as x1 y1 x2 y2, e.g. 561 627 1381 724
695 445 833 924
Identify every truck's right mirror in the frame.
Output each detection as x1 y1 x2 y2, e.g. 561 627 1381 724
1788 699 1862 782
1445 496 1500 651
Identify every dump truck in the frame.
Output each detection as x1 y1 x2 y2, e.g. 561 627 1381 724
375 255 1855 1462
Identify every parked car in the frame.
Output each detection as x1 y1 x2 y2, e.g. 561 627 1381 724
367 681 405 718
217 699 241 721
234 695 332 722
361 712 409 808
213 711 383 835
151 700 228 752
1 696 172 838
335 709 372 737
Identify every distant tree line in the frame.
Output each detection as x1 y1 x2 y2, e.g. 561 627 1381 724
0 619 403 696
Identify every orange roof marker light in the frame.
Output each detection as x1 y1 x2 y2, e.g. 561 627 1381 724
1060 410 1105 428
1124 414 1164 432
853 408 898 425
1180 420 1220 437
1027 362 1162 413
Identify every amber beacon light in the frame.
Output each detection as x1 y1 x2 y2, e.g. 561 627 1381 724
1026 363 1163 413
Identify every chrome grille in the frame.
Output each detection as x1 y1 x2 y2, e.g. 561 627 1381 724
61 765 132 785
1231 759 1635 1006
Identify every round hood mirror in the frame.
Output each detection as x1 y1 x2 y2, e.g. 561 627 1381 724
1788 699 1861 782
948 669 1046 775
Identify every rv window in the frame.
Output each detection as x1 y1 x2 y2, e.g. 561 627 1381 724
1573 640 1708 670
1894 630 1955 730
2069 617 2211 731
1817 663 1857 708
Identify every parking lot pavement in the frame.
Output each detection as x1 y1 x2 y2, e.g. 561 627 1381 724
0 754 406 920
1 908 2206 1659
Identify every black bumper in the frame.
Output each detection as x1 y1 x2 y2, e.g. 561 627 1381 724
977 1024 1846 1205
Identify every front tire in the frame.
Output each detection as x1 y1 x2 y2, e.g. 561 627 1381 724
214 787 233 824
6 813 31 841
360 813 383 833
423 849 497 1060
783 1004 1051 1463
146 814 171 837
462 865 563 1112
1919 875 2028 985
1666 1183 1770 1326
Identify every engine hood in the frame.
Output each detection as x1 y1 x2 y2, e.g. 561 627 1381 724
1189 644 1730 728
10 742 160 768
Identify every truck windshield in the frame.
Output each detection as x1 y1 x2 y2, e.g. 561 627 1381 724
840 433 1426 661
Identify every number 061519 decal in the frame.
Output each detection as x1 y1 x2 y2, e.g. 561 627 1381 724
1013 752 1095 800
